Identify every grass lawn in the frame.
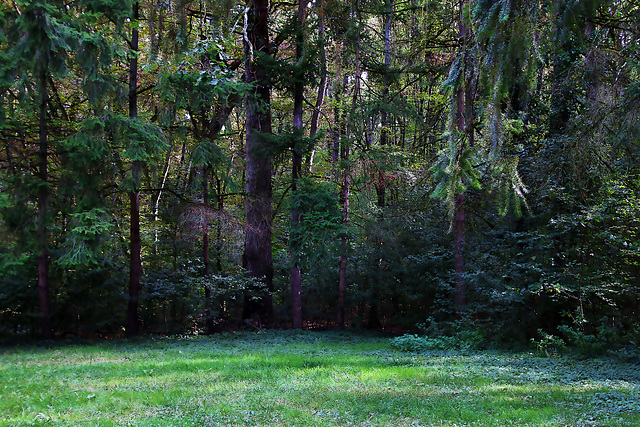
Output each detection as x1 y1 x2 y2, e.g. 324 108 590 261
1 330 639 426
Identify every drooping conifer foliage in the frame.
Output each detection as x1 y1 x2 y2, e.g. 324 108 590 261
0 0 638 350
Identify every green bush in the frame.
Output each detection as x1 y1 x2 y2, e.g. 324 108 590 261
530 329 567 357
391 317 487 352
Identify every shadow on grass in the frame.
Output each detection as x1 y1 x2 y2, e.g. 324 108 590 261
1 331 640 426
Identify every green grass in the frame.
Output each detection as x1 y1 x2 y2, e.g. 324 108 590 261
1 330 639 426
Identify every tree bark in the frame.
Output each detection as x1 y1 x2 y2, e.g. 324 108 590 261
290 0 307 330
306 0 327 173
127 1 141 337
338 156 349 328
453 0 474 315
243 0 274 324
37 69 52 340
375 0 393 209
153 146 172 255
335 72 347 328
338 21 361 328
369 0 394 329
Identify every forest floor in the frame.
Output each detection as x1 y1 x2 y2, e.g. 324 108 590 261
1 330 639 426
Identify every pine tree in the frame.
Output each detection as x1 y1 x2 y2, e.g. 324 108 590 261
1 0 81 338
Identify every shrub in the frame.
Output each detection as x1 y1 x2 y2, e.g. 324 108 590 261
391 317 487 352
530 329 567 357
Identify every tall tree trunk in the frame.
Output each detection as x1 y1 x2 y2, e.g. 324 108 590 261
290 0 307 330
375 0 393 209
127 1 142 336
369 0 393 330
153 146 173 256
243 0 274 324
335 72 347 328
203 167 214 334
306 0 327 173
337 144 349 328
453 0 474 315
338 22 361 327
37 70 52 340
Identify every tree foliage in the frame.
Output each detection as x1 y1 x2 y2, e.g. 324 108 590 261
0 0 638 351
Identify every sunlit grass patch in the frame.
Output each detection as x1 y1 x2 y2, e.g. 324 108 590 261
1 330 639 426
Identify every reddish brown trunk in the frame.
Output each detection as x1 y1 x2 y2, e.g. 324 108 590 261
127 2 141 336
290 0 306 330
37 70 52 340
243 0 274 323
128 175 141 336
453 0 473 316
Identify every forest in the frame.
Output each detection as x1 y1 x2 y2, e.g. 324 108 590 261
0 0 638 350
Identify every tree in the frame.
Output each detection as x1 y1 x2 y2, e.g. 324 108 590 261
289 0 308 329
243 0 274 323
337 3 364 328
429 0 478 316
0 0 639 344
127 0 142 337
2 0 82 339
